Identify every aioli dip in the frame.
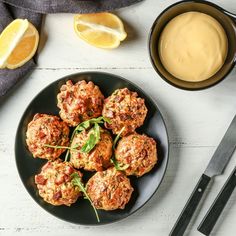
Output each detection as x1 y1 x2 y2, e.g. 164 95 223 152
158 12 228 82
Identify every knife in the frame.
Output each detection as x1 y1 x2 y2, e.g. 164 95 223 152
170 115 236 236
198 166 236 235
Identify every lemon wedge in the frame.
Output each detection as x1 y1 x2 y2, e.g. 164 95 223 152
0 19 39 69
74 13 127 49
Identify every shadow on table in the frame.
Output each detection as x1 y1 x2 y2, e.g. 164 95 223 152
36 15 47 60
112 12 140 46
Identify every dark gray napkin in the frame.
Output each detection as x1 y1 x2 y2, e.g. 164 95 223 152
0 0 142 98
2 0 142 14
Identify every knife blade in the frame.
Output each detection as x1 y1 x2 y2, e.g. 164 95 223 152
170 114 236 236
198 166 236 235
204 115 236 177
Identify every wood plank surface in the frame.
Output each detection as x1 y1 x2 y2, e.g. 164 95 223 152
1 0 236 235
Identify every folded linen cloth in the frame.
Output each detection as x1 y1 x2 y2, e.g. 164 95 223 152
0 0 142 98
2 0 142 14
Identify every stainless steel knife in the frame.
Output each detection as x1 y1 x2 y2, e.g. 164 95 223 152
170 114 236 236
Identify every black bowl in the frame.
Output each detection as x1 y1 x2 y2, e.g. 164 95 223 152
15 71 169 225
149 0 236 90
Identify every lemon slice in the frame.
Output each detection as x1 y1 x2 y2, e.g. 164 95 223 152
0 19 39 69
74 13 127 49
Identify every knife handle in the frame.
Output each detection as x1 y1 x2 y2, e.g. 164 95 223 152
198 166 236 236
170 174 211 236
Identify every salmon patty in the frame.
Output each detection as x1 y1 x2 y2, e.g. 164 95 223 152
35 160 82 206
115 133 157 177
26 113 69 160
102 88 147 136
70 128 113 171
86 168 133 210
57 80 104 126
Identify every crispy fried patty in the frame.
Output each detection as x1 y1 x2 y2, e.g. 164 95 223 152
26 113 69 160
86 167 133 210
115 133 157 177
57 80 104 126
35 160 82 206
102 88 147 136
70 128 113 171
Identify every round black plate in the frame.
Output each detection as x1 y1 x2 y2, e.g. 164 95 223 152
15 72 169 225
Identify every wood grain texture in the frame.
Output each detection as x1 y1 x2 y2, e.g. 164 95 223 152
1 0 236 235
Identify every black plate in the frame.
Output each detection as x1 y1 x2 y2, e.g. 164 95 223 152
15 72 169 225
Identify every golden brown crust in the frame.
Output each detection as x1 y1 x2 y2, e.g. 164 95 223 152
70 129 113 171
26 113 69 160
102 88 147 136
35 160 82 206
57 80 104 126
115 133 157 177
86 168 133 210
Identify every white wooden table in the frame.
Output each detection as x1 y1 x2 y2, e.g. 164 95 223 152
1 0 236 235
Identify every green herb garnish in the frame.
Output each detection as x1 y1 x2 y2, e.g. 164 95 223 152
111 127 129 171
80 123 101 153
64 148 70 162
112 127 125 150
71 172 100 222
71 116 110 155
71 116 111 140
45 116 111 162
44 144 79 151
111 157 129 171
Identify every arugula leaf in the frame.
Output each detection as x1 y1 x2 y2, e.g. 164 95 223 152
111 127 129 171
66 116 110 161
80 133 96 153
71 116 109 140
102 117 111 124
94 123 100 143
111 157 129 171
80 124 101 153
113 127 125 150
64 149 70 162
76 120 91 132
44 144 79 162
44 144 78 151
71 173 100 222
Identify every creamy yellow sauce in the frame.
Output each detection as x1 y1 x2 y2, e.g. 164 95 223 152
158 12 228 82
